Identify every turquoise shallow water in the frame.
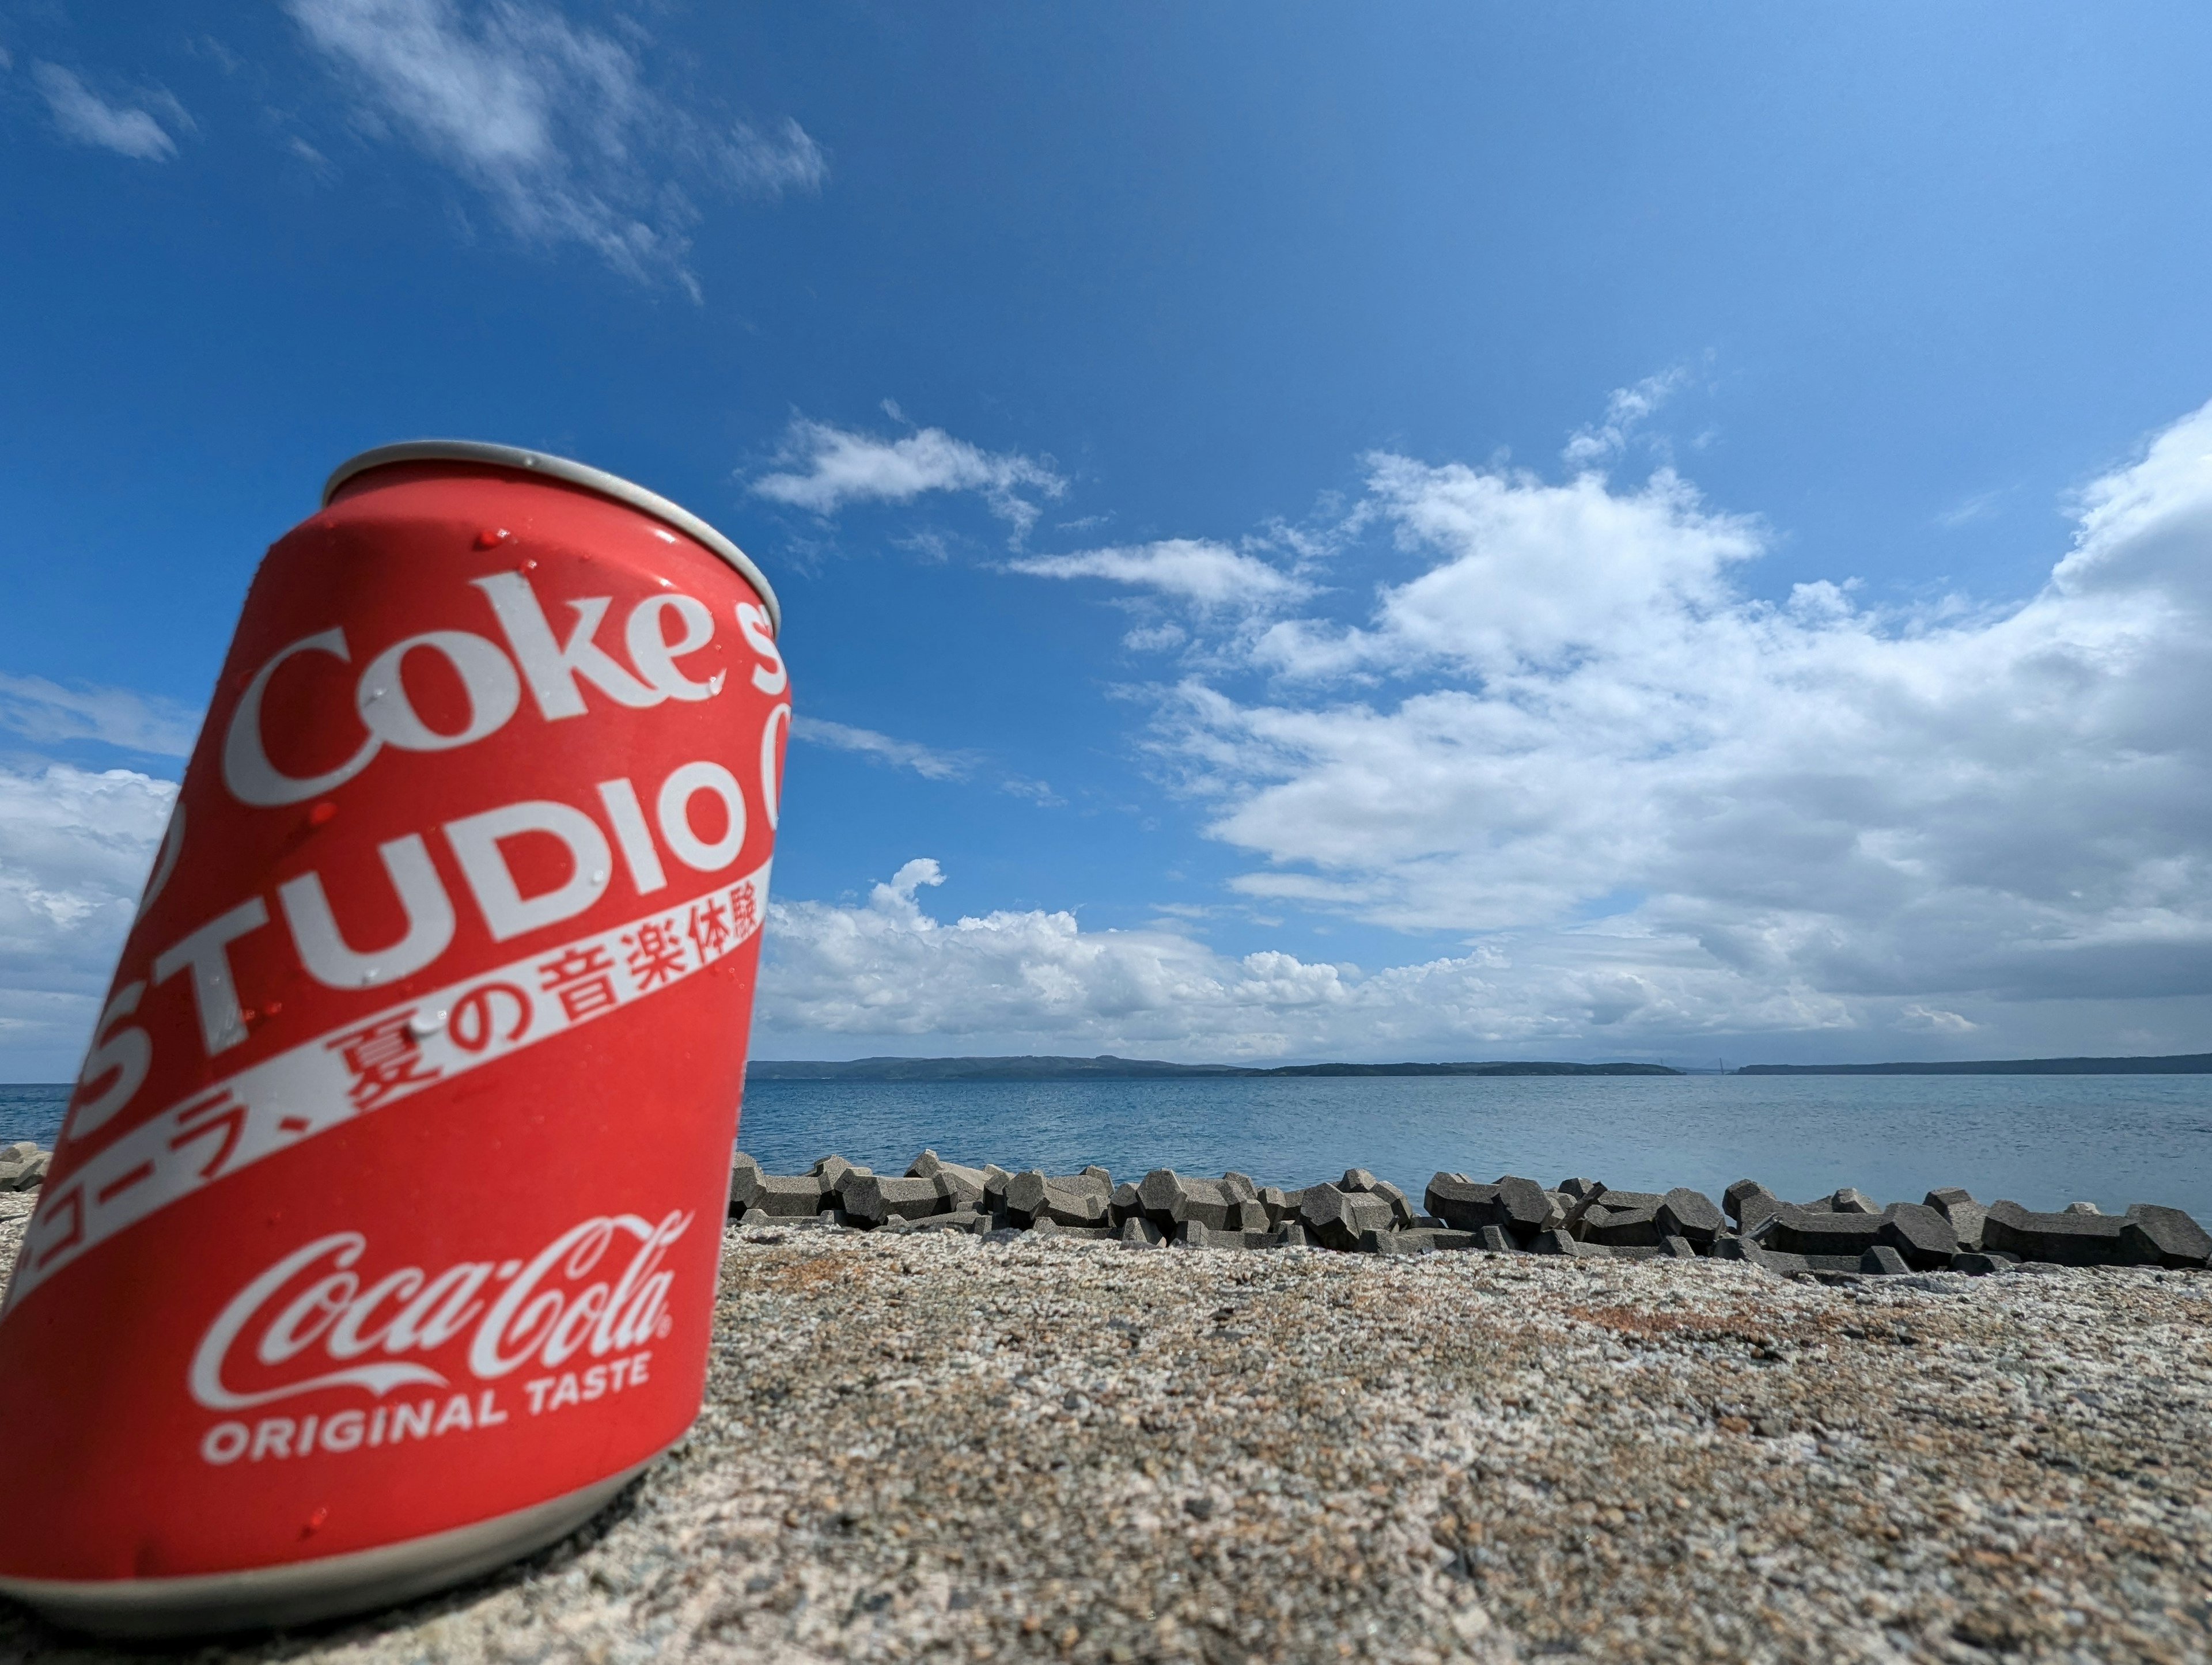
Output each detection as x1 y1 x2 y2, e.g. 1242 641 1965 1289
7 1073 2211 1218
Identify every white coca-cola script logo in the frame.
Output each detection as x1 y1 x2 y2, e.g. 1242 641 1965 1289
188 1211 691 1410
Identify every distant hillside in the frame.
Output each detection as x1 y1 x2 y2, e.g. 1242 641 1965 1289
1738 1053 2212 1075
746 1055 1681 1082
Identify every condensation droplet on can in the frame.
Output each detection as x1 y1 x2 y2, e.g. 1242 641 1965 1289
474 527 512 550
408 1010 448 1040
590 870 608 885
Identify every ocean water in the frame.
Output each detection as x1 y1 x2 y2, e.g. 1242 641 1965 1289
6 1074 2211 1219
733 1074 2212 1220
0 1086 66 1151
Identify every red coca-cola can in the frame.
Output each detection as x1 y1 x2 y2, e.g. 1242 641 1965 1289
0 442 789 1634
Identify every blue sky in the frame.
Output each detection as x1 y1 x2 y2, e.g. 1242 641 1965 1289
8 2 2212 1074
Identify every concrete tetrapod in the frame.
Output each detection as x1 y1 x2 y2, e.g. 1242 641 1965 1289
720 1152 2211 1282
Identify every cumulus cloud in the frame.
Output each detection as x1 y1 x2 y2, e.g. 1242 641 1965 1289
746 395 2212 1059
1137 397 2212 1027
793 715 972 782
1009 539 1312 614
753 858 1870 1059
752 418 1066 540
285 0 825 290
0 674 201 757
0 765 176 1076
756 858 1352 1059
32 63 184 161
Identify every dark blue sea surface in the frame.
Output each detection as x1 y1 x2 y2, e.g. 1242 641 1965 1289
6 1074 2210 1219
0 1086 66 1150
734 1074 2212 1220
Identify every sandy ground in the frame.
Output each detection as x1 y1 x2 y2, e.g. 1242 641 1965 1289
2 1199 2210 1664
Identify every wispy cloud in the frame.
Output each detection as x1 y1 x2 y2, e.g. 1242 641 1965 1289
792 715 972 781
32 63 185 161
1122 623 1188 653
1009 538 1312 614
285 0 826 292
753 417 1067 541
286 135 338 178
1563 369 1689 469
1936 487 2008 529
0 675 200 757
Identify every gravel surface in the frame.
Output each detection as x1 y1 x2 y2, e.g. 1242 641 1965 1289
3 1199 2210 1663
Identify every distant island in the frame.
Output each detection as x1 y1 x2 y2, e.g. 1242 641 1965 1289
1738 1053 2212 1075
745 1050 2212 1081
747 1055 1681 1081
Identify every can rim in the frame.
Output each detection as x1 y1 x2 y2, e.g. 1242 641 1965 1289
322 440 780 634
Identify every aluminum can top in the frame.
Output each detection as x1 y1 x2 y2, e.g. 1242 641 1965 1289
323 440 780 635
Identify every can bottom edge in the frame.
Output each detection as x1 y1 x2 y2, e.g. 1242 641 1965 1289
0 1455 660 1639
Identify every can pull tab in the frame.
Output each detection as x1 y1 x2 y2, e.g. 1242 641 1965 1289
474 527 513 550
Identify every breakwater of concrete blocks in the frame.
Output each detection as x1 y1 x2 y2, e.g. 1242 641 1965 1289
0 1143 47 1192
730 1150 2212 1276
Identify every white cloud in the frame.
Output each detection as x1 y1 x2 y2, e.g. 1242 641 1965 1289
285 0 825 291
0 674 201 757
1010 539 1312 614
1132 397 2212 1027
715 117 829 196
1562 369 1688 468
1241 462 1759 686
0 765 176 1077
287 135 338 177
757 858 1354 1059
753 858 1888 1060
752 418 1066 540
32 63 181 161
792 715 971 782
752 397 2212 1058
1899 1004 1978 1034
1936 487 2008 529
791 717 1065 806
1123 623 1187 653
999 777 1065 809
